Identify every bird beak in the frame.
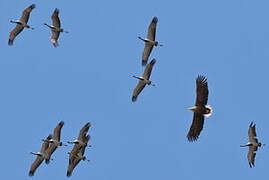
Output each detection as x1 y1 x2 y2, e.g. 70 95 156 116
187 106 196 111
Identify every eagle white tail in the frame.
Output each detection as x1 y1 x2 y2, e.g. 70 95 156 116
204 105 213 118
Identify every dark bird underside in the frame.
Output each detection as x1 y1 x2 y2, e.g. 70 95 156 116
187 75 210 142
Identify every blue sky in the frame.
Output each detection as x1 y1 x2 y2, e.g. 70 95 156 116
1 0 268 179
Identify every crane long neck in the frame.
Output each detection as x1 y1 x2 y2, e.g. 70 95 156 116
240 144 250 147
133 75 144 81
138 36 146 42
30 152 40 156
10 20 19 24
44 23 52 28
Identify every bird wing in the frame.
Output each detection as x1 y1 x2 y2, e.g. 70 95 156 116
67 134 90 177
40 134 52 153
45 144 57 160
67 135 90 177
20 4 36 24
28 156 44 176
247 146 257 168
8 25 24 45
50 30 60 47
248 122 257 142
142 43 154 66
80 135 90 155
70 144 81 158
67 146 83 177
132 80 147 102
67 156 81 177
53 121 64 141
68 135 89 163
52 8 61 28
44 141 60 164
147 17 158 41
187 113 205 142
28 134 51 176
78 122 91 141
195 75 209 106
142 59 156 80
68 144 81 165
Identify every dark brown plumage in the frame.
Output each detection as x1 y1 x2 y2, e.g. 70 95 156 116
8 4 36 46
187 75 212 142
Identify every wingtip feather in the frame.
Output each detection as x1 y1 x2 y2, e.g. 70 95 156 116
8 39 13 46
187 134 198 142
29 170 34 177
196 75 207 82
132 96 137 102
67 171 72 177
152 17 158 23
54 8 60 14
30 4 36 9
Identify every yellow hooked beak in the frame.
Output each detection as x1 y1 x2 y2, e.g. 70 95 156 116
187 106 196 111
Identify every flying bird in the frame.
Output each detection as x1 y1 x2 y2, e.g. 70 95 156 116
132 59 156 102
28 134 52 176
187 75 212 142
138 17 162 66
240 122 265 168
8 4 36 46
44 8 69 47
67 122 91 148
67 134 91 177
44 121 66 164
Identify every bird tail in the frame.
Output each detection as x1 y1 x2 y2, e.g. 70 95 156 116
204 105 213 118
50 38 58 47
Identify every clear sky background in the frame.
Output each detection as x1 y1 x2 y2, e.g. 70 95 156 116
1 0 268 179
